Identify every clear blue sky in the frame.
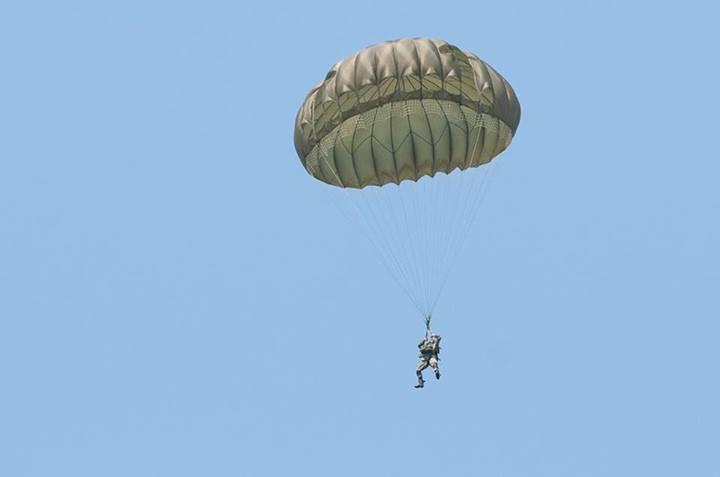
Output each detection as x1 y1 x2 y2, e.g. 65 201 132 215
2 1 719 476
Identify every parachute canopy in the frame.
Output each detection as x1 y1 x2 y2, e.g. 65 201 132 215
294 38 521 189
294 39 521 319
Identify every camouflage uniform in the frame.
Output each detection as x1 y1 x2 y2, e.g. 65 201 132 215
415 335 441 388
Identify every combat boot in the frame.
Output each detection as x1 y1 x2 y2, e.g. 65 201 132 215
435 370 441 380
414 377 425 388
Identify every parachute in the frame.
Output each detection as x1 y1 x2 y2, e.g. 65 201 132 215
294 38 521 323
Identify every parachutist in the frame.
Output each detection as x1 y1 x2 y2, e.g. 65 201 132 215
414 332 441 388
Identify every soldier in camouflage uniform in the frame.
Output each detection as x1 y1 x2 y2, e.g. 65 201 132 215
415 333 441 388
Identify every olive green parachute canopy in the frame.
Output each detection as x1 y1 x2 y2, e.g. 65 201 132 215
294 38 521 189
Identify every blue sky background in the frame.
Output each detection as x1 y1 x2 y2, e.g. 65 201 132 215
2 1 719 475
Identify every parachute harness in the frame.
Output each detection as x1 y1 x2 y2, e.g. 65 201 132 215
424 314 432 339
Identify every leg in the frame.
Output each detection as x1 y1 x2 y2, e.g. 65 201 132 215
429 356 440 380
415 359 429 388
